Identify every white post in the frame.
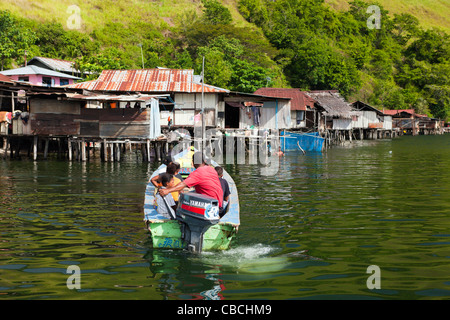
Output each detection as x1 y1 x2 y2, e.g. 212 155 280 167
33 136 38 161
68 139 72 161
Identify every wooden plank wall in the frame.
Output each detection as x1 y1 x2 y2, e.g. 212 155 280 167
30 99 151 139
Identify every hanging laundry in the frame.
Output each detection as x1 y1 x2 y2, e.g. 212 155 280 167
252 106 260 126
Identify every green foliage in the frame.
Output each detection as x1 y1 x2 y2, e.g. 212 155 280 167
194 35 274 92
74 49 126 80
197 47 233 89
391 13 420 46
237 0 268 25
237 0 450 120
33 21 98 60
405 29 450 64
425 85 450 120
201 0 232 25
229 59 273 92
0 10 36 70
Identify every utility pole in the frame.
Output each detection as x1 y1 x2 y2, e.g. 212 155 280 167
201 56 205 153
138 44 144 69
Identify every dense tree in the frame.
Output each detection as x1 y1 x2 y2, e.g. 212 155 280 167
0 10 36 70
405 29 450 64
237 0 450 120
34 21 98 60
194 35 275 92
201 0 233 25
74 50 125 80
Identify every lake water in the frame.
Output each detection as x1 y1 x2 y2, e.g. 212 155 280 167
1 134 450 300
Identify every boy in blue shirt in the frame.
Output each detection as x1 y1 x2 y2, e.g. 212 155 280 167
155 173 177 219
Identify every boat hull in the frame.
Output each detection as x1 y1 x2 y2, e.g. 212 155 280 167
148 220 237 251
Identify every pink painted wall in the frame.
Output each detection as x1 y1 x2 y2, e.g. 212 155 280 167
9 74 75 86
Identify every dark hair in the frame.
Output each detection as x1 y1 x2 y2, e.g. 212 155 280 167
166 162 178 175
163 155 173 165
214 166 223 176
159 173 173 187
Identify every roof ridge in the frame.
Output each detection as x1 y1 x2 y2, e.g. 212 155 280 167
0 65 81 79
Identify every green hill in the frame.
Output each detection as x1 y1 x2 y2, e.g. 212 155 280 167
2 0 448 34
325 0 450 34
1 0 449 120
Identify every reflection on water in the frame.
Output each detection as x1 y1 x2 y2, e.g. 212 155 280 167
1 135 450 299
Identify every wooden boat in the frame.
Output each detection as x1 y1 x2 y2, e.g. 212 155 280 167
143 148 240 252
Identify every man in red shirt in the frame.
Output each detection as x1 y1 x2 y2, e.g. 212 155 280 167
158 152 224 214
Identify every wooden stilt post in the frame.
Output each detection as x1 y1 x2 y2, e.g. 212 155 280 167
57 138 62 159
33 136 38 161
110 142 114 162
81 138 86 162
75 141 79 161
115 143 120 162
2 137 7 159
103 139 107 162
44 138 49 160
68 139 72 161
100 141 104 161
91 141 96 159
86 141 90 161
141 143 146 162
155 142 161 162
165 141 169 157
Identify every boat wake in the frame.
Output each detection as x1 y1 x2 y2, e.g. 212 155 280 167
216 243 277 260
200 244 288 274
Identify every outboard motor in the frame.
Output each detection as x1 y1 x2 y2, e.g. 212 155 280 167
176 192 220 253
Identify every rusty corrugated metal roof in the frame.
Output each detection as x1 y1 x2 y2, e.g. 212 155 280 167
69 69 230 93
0 73 14 83
382 109 415 116
66 93 169 102
254 88 315 111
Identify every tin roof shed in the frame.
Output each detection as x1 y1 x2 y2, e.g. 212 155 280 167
382 109 416 117
68 69 230 94
253 88 315 111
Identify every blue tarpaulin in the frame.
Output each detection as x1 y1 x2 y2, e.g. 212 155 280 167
280 131 324 152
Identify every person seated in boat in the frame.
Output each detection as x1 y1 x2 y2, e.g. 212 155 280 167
214 166 230 210
151 162 182 203
159 151 225 217
172 161 184 181
155 173 177 219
